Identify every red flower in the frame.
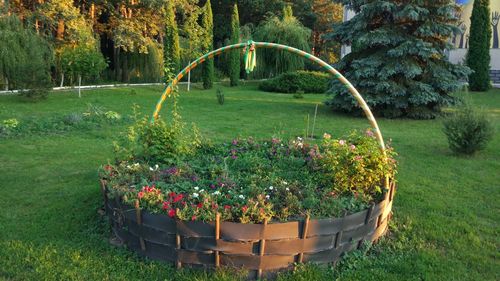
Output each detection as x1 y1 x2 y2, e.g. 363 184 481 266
138 191 144 199
242 205 248 213
173 194 184 203
224 205 231 210
168 208 176 218
191 215 197 221
197 203 203 209
162 201 169 210
169 192 176 198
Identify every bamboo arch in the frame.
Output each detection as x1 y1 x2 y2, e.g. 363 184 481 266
152 41 386 152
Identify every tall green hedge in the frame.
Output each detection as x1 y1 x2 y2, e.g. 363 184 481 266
201 0 214 89
229 4 240 86
466 0 492 91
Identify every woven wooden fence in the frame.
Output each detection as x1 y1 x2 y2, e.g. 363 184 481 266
101 180 396 279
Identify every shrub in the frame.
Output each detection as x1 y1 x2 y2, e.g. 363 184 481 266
443 104 494 155
19 89 50 101
216 88 225 105
318 130 397 201
259 71 330 94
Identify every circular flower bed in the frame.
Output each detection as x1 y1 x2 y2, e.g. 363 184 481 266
100 111 397 278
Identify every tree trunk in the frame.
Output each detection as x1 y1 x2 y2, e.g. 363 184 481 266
78 75 82 98
121 52 129 82
4 77 8 91
60 73 64 87
57 19 65 41
90 3 95 19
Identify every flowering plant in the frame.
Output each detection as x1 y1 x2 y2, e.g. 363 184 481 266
101 130 396 223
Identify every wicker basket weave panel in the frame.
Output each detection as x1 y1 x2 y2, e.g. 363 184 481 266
102 180 396 277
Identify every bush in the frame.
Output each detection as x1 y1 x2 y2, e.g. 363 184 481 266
443 104 494 155
318 131 397 201
216 88 224 105
259 71 330 94
19 88 50 101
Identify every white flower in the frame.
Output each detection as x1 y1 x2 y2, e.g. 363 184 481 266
200 189 205 193
155 164 159 169
265 195 270 199
213 190 221 195
286 187 290 191
133 163 140 167
283 181 288 185
268 186 274 191
194 186 199 191
297 137 303 141
239 195 245 199
192 193 199 198
149 167 154 171
126 165 131 169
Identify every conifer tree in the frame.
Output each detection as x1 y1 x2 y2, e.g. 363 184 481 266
164 1 181 74
466 0 491 91
326 0 470 119
229 3 240 86
201 0 214 89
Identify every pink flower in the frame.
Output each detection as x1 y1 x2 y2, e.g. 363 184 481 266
138 191 144 199
354 155 362 161
350 144 356 150
191 215 197 221
339 140 346 145
242 205 248 213
365 129 374 137
224 205 231 210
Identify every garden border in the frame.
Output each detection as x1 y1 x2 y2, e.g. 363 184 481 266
101 180 396 279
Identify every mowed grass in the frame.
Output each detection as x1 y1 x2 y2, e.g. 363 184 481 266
0 83 499 280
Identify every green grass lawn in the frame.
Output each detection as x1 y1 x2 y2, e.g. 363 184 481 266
0 83 499 280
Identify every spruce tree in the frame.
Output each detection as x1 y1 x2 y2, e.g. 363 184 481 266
229 4 240 87
466 0 491 91
201 0 214 89
164 1 181 74
326 0 470 119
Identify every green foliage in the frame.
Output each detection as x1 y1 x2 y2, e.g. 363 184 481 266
259 71 330 93
443 103 494 155
201 0 214 89
318 131 397 201
0 85 499 280
164 1 181 74
0 104 125 138
229 4 241 87
104 130 396 223
0 16 53 92
253 6 311 78
19 89 50 102
466 0 492 91
59 45 107 83
326 0 470 119
113 99 201 164
216 88 224 105
118 41 164 83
